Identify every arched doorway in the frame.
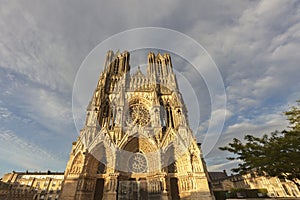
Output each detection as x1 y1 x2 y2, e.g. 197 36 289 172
170 178 179 200
94 178 105 200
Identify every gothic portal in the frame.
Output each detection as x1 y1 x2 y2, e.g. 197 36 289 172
60 51 214 200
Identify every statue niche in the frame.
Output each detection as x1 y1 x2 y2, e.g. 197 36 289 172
70 153 84 174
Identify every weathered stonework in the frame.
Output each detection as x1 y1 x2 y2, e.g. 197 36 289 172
209 170 300 198
1 171 64 200
60 51 214 200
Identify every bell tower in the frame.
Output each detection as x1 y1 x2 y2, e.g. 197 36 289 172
60 51 214 200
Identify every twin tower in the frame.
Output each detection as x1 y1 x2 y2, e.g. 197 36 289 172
60 51 214 200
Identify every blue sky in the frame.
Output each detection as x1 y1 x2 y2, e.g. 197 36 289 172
0 0 300 176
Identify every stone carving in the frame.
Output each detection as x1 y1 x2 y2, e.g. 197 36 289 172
60 51 213 200
70 154 83 174
107 178 117 192
78 180 95 192
154 108 160 126
128 153 148 173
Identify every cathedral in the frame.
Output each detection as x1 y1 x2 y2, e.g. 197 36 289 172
59 50 214 200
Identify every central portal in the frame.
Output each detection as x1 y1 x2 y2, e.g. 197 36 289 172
118 180 143 200
118 179 163 200
59 51 214 200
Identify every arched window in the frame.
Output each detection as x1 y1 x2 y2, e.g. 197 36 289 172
167 162 177 173
97 161 106 174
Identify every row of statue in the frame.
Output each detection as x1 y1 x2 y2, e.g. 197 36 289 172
78 179 95 192
179 178 196 191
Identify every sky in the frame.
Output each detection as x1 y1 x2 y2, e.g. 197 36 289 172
0 0 300 176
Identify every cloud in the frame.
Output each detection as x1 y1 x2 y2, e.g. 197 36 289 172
0 66 76 175
207 160 240 173
189 0 300 112
23 88 74 134
0 2 76 92
0 67 75 136
0 0 299 174
205 108 289 171
0 129 66 174
0 106 12 120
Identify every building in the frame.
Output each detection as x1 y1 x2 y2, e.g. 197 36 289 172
1 171 64 200
209 170 300 198
209 170 232 191
59 51 214 200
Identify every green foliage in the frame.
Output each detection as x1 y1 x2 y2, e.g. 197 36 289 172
231 188 268 198
285 100 300 130
214 189 268 199
219 101 300 186
213 190 227 200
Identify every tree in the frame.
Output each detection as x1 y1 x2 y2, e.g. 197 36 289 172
219 101 300 188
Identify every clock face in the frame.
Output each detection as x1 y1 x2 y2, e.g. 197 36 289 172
127 104 150 126
128 153 147 173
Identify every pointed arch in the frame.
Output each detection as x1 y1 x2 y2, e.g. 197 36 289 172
121 136 158 153
69 152 84 174
85 142 115 174
163 143 177 172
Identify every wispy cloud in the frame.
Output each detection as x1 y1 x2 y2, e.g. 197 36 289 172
208 160 240 173
0 0 299 174
0 129 66 175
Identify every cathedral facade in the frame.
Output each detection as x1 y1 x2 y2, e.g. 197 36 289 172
60 51 214 200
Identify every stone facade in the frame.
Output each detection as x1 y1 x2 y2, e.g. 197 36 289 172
241 172 300 198
209 170 300 198
1 171 64 200
60 51 214 200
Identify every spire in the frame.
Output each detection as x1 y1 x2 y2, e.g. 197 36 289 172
105 50 114 70
133 66 145 78
152 88 160 106
60 50 214 200
118 86 125 105
147 52 155 76
114 49 121 58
